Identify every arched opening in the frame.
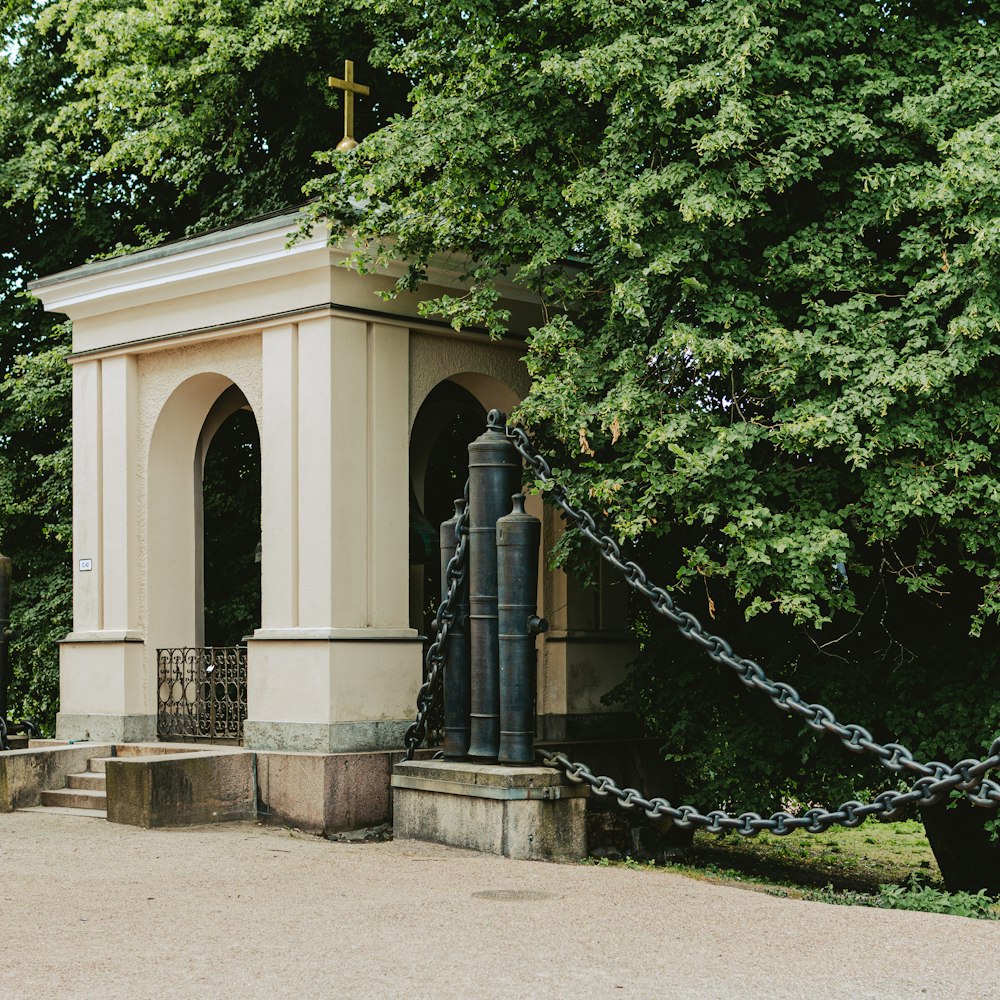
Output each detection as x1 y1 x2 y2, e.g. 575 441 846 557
408 381 487 636
201 403 262 646
149 374 261 742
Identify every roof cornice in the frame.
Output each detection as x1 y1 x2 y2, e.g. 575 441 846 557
28 210 539 321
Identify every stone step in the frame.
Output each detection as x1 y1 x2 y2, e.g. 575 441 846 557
17 804 107 819
88 757 113 773
66 772 106 791
39 787 108 810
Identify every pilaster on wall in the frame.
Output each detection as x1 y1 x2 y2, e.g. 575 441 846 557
249 317 420 752
71 359 103 632
101 355 139 632
297 315 367 627
61 355 148 742
258 317 412 635
537 504 638 740
70 355 141 637
260 324 299 629
368 323 410 628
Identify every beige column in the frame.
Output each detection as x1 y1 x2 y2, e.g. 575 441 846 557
58 355 150 743
292 314 369 627
367 323 410 627
260 323 299 629
70 359 103 632
100 355 139 632
245 317 422 752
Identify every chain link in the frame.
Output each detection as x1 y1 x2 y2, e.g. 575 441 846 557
402 485 470 760
538 748 1000 836
505 422 1000 821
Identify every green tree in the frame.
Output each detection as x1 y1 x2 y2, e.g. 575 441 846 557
6 0 1000 888
0 0 407 728
309 1 1000 886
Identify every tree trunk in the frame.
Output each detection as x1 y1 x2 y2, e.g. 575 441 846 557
920 799 1000 894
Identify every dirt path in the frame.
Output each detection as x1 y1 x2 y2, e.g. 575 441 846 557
1 810 994 999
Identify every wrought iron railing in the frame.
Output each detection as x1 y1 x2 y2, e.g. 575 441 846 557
156 646 247 742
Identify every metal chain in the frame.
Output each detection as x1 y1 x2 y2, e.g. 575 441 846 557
402 486 470 760
504 421 1000 813
537 748 998 836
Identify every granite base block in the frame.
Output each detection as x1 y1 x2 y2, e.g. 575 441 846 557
392 760 589 862
55 713 157 743
104 749 255 828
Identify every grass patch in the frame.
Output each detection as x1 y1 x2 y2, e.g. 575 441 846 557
587 820 1000 920
689 818 940 894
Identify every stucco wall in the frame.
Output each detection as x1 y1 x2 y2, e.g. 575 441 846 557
408 331 530 430
136 334 263 640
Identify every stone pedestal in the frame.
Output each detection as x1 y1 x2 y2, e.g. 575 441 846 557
391 760 588 862
244 632 423 752
56 635 155 742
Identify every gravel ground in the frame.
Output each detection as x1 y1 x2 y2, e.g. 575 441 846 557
1 810 995 1000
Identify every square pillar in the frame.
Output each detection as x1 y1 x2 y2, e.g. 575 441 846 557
59 356 152 742
247 318 421 752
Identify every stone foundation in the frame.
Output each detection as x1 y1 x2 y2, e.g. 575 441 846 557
105 749 255 828
4 738 674 855
256 747 435 835
0 743 115 811
392 760 589 862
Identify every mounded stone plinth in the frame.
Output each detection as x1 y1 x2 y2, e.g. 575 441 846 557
392 760 588 862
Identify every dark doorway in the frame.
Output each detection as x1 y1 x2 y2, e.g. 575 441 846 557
202 407 262 646
409 382 487 636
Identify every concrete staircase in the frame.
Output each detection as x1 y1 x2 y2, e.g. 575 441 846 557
23 756 110 819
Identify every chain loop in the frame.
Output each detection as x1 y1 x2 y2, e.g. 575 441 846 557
506 423 1000 822
535 748 967 835
401 485 470 760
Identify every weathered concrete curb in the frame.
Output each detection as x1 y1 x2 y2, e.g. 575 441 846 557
105 749 255 828
393 760 589 861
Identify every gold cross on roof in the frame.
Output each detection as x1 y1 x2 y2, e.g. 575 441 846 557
328 59 370 152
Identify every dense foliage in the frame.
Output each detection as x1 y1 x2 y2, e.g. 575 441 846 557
311 0 1000 815
4 0 1000 852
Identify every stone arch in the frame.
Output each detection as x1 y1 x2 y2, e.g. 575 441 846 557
410 369 522 436
146 372 261 659
408 329 530 434
408 367 523 522
408 380 488 632
440 372 520 423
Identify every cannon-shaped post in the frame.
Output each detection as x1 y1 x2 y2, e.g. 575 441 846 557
466 411 520 761
440 499 471 759
0 553 11 722
497 495 547 764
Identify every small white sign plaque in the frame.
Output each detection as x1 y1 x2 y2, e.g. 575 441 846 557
78 559 93 572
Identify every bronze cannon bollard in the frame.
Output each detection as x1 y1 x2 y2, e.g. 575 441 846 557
466 411 520 761
497 494 547 765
